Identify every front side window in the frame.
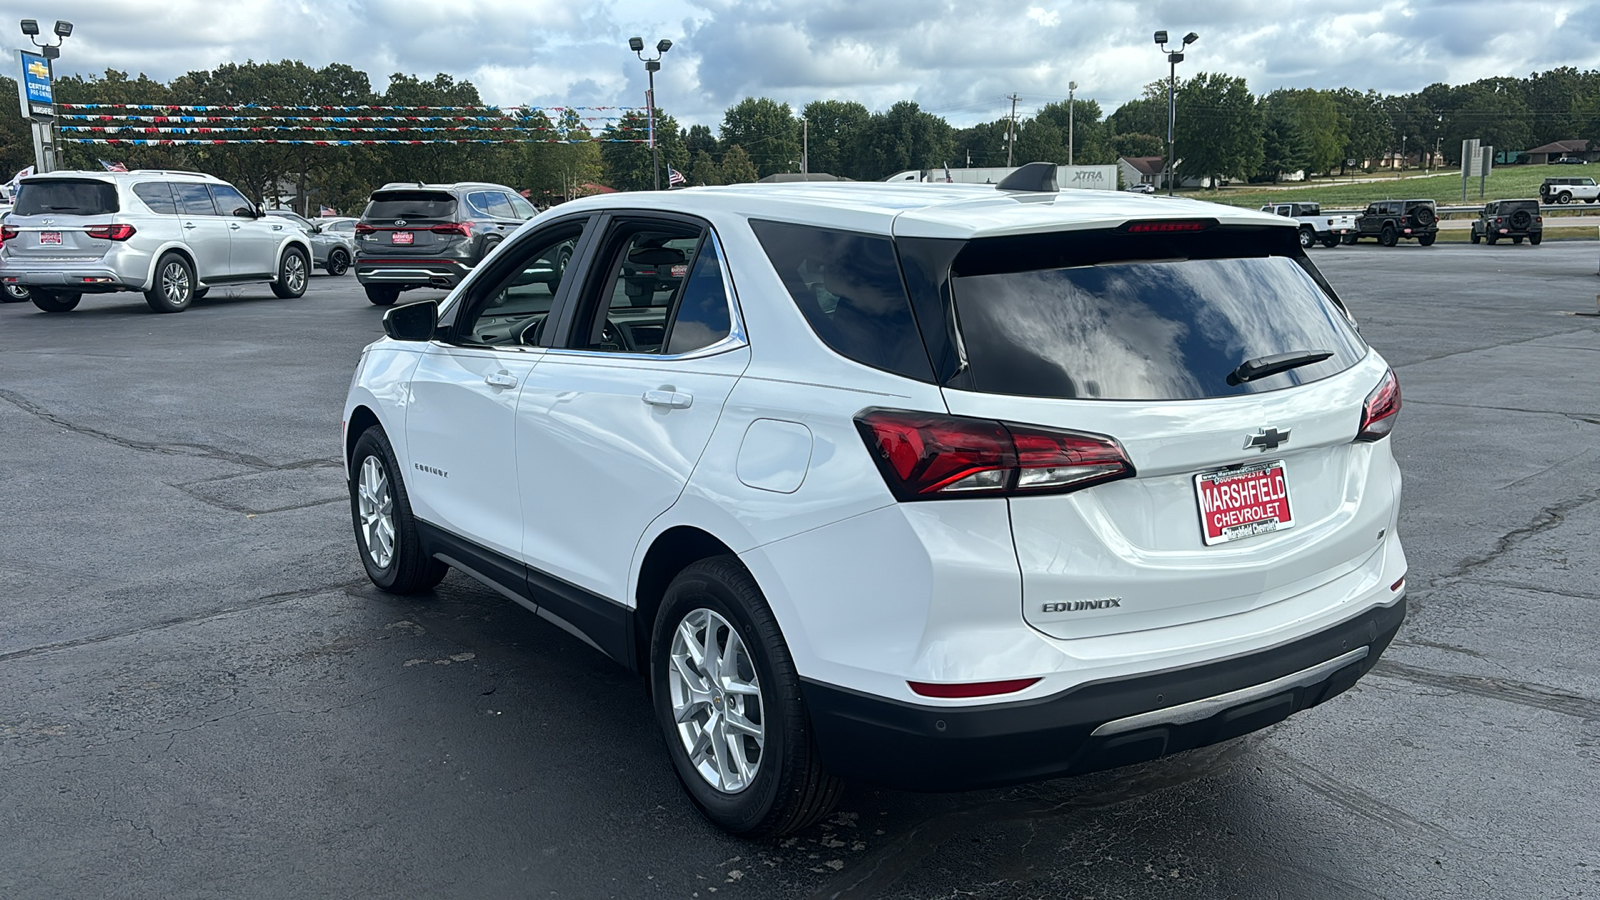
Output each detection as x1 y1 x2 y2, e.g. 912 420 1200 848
208 184 255 218
457 224 585 346
750 219 932 381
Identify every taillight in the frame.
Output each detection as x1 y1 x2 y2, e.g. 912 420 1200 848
354 223 376 234
85 223 137 241
1357 370 1401 441
909 678 1040 698
430 222 471 236
0 225 17 241
854 409 1135 501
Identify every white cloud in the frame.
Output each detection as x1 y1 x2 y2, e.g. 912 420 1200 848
34 0 1600 129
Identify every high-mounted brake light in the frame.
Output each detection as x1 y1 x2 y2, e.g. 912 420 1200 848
1356 369 1401 441
1122 219 1213 234
855 409 1135 501
430 222 471 236
86 223 137 241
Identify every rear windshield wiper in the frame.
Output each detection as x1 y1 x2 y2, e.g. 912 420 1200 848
1227 350 1333 385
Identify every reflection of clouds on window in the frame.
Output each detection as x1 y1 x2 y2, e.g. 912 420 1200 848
954 257 1364 401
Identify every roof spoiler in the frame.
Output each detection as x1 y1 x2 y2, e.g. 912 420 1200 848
996 161 1058 193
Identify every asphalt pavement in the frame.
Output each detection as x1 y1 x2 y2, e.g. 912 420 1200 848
2 242 1598 899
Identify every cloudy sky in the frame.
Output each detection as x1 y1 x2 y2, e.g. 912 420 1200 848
24 0 1600 127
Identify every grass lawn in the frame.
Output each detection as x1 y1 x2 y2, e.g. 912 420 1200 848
1177 164 1600 210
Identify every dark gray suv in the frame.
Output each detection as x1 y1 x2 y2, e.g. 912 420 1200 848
354 182 538 306
1471 199 1543 245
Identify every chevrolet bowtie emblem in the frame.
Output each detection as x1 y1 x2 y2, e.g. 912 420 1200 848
1246 427 1290 451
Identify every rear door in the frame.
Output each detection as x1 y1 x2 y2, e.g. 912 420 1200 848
170 182 231 281
922 227 1394 640
516 215 748 605
359 189 459 259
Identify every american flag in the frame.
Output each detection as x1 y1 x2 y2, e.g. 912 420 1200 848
99 159 128 173
320 205 337 216
667 167 686 187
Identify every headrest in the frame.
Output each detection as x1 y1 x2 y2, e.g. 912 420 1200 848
629 246 685 266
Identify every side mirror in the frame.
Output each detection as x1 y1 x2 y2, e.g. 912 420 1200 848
382 300 437 342
255 204 266 218
233 207 255 219
310 224 323 234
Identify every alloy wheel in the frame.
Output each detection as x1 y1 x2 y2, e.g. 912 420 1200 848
161 261 190 305
667 608 765 794
357 456 395 569
285 253 308 293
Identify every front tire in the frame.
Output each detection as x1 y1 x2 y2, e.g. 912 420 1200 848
31 289 81 312
326 248 350 276
364 284 401 306
1379 225 1398 247
271 247 309 298
349 427 447 594
651 557 843 838
144 253 194 313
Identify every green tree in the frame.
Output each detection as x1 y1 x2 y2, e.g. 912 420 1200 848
1173 73 1261 187
850 101 953 180
720 97 800 177
1331 88 1392 170
684 123 718 158
718 144 759 183
687 149 720 186
601 107 687 191
798 99 869 176
951 120 1011 168
1256 97 1312 182
1038 98 1112 164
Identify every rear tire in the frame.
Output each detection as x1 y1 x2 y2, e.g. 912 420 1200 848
474 236 503 267
2 283 29 303
1342 233 1358 245
1320 236 1340 248
1418 233 1436 247
144 253 194 313
271 247 309 299
1558 191 1573 204
1379 225 1398 247
31 289 80 312
326 248 350 276
349 427 448 594
364 284 401 306
1530 234 1543 245
651 556 843 838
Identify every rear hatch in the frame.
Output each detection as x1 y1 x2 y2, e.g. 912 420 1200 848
3 178 120 261
909 224 1397 640
356 190 464 257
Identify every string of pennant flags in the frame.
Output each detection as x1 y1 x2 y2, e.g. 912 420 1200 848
58 103 639 113
60 114 630 123
63 125 645 134
67 138 648 146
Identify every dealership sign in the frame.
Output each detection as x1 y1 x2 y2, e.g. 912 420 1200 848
16 49 54 120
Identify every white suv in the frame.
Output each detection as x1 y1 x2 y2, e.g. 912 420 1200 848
1 169 313 313
342 173 1407 837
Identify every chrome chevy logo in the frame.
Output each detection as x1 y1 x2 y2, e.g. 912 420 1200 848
1245 427 1291 452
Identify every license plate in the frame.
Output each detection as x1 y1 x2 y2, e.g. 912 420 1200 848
1195 460 1294 546
391 231 413 245
39 232 62 245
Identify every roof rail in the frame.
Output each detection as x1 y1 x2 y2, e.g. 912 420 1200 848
997 161 1058 193
131 169 209 177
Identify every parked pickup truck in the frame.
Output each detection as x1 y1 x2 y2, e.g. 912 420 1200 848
1260 202 1356 249
1348 199 1438 247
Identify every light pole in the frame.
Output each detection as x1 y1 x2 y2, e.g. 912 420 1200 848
19 18 73 173
1067 81 1076 166
628 36 672 190
1153 30 1197 195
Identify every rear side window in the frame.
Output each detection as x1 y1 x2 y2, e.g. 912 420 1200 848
364 191 456 220
949 252 1365 401
750 220 932 381
172 182 219 216
466 191 516 218
14 179 119 216
133 182 177 215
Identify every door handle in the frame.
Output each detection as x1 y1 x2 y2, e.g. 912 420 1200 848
229 223 241 230
183 222 197 229
643 389 693 409
485 372 519 389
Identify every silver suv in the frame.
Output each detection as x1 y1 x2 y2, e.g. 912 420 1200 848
354 181 537 306
0 170 314 313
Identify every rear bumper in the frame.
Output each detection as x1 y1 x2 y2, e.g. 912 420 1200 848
2 266 138 293
354 257 469 288
801 594 1405 792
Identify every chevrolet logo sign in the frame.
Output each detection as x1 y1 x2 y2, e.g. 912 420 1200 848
1245 427 1290 451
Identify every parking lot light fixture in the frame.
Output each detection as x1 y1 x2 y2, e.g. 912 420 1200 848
630 36 672 190
20 15 70 58
54 20 72 37
20 18 38 35
1154 29 1197 195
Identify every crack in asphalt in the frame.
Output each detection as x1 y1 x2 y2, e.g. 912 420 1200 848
1370 660 1600 720
1389 324 1600 370
1260 745 1461 844
0 579 368 665
167 483 347 517
804 740 1255 900
0 388 336 473
1433 488 1600 585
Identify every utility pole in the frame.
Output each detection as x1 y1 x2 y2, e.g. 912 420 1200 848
801 117 808 175
1006 93 1019 167
1068 81 1076 166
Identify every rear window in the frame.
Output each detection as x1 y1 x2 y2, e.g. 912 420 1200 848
945 235 1365 401
364 191 456 220
14 179 119 216
750 220 932 381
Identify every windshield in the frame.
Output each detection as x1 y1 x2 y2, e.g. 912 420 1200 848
14 179 119 216
950 256 1366 401
363 191 456 220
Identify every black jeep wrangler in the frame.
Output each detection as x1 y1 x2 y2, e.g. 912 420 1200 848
1471 199 1542 246
1349 199 1439 246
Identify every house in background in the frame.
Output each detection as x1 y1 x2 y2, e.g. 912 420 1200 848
1523 140 1596 165
1116 156 1225 189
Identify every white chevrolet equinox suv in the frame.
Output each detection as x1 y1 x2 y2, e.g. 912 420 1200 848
342 166 1407 837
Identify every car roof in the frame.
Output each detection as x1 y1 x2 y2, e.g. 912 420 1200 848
19 169 221 184
374 182 514 193
553 182 1289 240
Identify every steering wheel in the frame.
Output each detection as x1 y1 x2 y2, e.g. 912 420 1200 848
518 315 547 346
599 318 634 351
